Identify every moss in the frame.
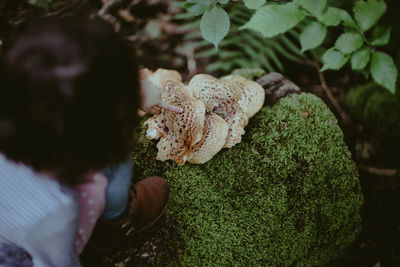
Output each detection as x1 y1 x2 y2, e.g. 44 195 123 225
132 93 363 266
344 83 400 146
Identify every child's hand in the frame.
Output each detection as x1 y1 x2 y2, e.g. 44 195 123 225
140 80 183 115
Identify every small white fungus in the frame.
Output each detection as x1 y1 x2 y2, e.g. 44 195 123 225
146 129 157 139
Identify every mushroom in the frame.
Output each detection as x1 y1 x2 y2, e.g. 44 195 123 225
142 68 265 165
189 113 229 164
187 74 264 148
142 69 205 165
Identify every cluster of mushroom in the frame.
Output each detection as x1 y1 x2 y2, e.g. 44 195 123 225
141 68 265 165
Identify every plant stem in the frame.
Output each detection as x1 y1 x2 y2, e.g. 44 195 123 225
358 165 399 177
311 60 352 125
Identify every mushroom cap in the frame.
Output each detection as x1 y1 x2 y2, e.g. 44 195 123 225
160 78 205 147
141 68 182 89
144 116 165 140
188 74 242 115
222 107 248 148
142 69 205 165
223 75 265 118
143 69 265 165
188 74 251 148
189 113 229 164
156 131 190 165
155 95 205 165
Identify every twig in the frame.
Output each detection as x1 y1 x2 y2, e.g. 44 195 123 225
98 0 124 16
127 0 141 10
358 165 399 177
45 0 85 17
312 61 352 125
94 0 125 32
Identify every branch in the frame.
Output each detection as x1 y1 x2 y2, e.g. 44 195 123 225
358 165 399 177
311 61 351 125
45 0 85 17
98 0 124 16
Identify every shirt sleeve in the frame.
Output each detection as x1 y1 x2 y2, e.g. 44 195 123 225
72 172 108 254
24 197 81 267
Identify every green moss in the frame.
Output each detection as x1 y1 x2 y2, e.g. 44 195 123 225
344 82 400 145
132 93 363 266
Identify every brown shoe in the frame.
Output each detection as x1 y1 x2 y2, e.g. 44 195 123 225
85 176 168 253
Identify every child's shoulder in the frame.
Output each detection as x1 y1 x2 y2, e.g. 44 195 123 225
0 154 77 239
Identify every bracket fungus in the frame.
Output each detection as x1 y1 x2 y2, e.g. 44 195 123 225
141 68 265 165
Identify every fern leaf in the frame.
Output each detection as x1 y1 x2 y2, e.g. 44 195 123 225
259 56 275 72
173 12 198 20
195 48 218 58
178 20 200 31
267 40 303 63
279 35 304 57
220 51 243 59
264 47 284 71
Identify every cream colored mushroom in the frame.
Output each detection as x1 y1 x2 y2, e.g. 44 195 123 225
189 113 229 164
142 68 265 165
143 71 205 165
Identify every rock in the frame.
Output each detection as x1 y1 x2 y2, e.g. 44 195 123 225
132 93 363 266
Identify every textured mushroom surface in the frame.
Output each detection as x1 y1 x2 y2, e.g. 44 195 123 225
188 74 264 148
142 68 265 165
189 113 229 164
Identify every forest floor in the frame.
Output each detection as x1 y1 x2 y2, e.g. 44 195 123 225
0 0 399 266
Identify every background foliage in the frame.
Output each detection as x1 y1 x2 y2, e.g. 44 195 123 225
175 1 305 74
181 0 398 93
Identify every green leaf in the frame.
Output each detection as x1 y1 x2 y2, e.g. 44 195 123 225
321 48 349 71
295 0 327 15
185 0 215 15
351 46 371 70
339 10 358 28
370 26 391 46
300 22 327 52
335 32 364 54
218 0 230 4
359 68 370 79
354 0 386 32
370 51 398 93
241 3 306 38
243 0 266 10
200 6 230 48
316 7 343 26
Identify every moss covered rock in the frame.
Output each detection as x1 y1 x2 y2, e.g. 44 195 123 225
344 82 400 148
132 93 363 266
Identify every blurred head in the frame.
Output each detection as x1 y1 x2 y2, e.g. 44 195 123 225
0 16 140 184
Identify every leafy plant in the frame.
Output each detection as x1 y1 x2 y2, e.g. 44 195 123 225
175 2 305 73
181 0 398 93
28 0 53 9
344 82 400 144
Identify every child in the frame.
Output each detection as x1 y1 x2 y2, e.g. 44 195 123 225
0 16 180 266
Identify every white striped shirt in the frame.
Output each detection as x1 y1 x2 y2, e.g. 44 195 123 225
0 153 81 267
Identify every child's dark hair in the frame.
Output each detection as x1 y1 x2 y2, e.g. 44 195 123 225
0 16 140 185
